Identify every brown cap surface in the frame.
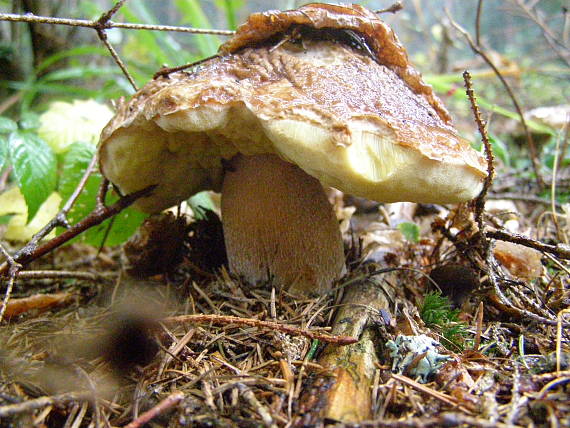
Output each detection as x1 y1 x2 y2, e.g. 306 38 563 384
99 4 487 213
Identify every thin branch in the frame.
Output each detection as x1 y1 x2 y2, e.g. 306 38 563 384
124 392 184 428
0 243 21 322
463 70 495 232
21 152 99 260
375 2 404 15
163 314 358 345
96 0 127 24
153 54 220 79
0 13 235 35
96 27 137 91
446 8 544 189
97 178 110 207
92 1 137 91
475 0 484 46
0 392 92 418
61 152 99 219
0 270 111 283
0 4 233 92
513 0 570 67
487 229 570 260
0 184 156 277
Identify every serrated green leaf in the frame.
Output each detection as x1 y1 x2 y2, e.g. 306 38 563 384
398 222 420 243
8 131 57 222
0 116 17 133
58 142 146 246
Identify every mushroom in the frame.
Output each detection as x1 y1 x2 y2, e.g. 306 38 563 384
98 4 487 295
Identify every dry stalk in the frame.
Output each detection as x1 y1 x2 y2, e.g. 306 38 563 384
463 70 495 232
375 2 404 15
0 392 93 418
123 391 184 428
391 374 472 413
162 313 357 345
0 270 110 283
0 12 235 35
473 301 484 351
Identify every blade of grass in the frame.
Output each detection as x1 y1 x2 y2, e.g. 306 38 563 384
123 3 189 65
215 0 243 30
35 45 108 75
175 0 220 56
427 75 556 135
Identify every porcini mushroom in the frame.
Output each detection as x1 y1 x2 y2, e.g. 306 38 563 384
98 3 487 295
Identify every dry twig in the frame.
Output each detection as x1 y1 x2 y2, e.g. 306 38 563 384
124 391 184 428
0 392 93 418
0 184 156 277
487 229 570 260
163 313 357 345
0 243 21 322
463 70 495 232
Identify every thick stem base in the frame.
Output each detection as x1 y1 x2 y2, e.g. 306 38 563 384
221 154 345 295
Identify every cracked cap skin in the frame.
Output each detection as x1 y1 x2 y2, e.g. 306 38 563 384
98 3 487 213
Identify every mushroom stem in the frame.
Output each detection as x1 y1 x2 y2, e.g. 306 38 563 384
221 154 345 294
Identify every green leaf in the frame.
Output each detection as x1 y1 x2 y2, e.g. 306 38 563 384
0 136 6 171
398 222 420 243
488 134 510 167
58 142 146 246
0 116 17 133
8 131 57 222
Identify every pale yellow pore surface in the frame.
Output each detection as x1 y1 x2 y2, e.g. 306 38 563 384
221 154 345 295
263 119 485 204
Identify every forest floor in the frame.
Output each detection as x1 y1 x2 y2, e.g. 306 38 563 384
1 164 569 427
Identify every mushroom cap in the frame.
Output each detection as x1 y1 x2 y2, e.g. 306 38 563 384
99 4 487 213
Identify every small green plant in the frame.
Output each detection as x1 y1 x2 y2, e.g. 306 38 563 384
0 100 146 246
420 292 470 351
398 221 420 243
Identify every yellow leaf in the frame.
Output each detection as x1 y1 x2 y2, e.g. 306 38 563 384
0 187 62 241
